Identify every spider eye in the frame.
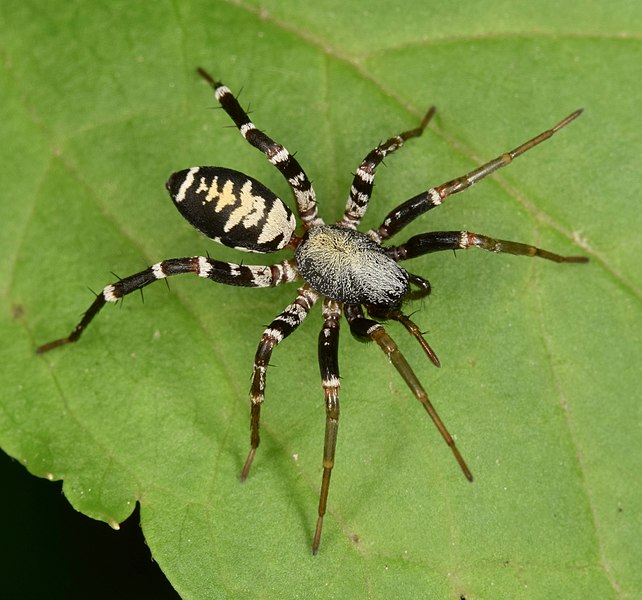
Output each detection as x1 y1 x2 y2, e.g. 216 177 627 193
166 166 296 253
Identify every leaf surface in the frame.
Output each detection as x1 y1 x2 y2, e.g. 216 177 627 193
1 1 640 598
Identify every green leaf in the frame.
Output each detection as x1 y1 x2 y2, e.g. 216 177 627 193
1 1 640 598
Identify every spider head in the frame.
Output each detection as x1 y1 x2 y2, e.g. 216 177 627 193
296 224 409 309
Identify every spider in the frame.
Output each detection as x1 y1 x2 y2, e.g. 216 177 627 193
37 67 588 554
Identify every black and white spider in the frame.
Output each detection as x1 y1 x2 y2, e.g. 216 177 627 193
37 68 588 554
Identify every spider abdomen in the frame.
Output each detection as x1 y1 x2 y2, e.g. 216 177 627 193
295 224 409 309
166 166 296 253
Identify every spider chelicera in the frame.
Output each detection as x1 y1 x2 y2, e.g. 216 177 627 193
37 67 588 554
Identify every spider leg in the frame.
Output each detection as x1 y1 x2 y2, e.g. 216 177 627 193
340 107 436 229
344 304 473 481
312 299 342 554
197 68 321 229
371 109 583 242
367 273 440 366
385 230 588 263
36 257 298 353
243 285 319 480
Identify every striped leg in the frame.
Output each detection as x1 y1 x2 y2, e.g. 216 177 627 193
197 68 321 229
340 107 435 229
371 109 583 242
312 299 341 554
36 257 299 353
243 285 320 480
385 230 588 263
344 304 473 482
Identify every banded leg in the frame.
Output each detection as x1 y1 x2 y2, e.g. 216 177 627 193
197 68 321 229
385 231 588 263
340 107 436 229
244 285 320 480
312 299 342 554
36 257 299 353
344 304 473 481
372 109 583 242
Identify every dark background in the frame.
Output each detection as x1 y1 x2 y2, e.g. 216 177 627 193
2 450 180 599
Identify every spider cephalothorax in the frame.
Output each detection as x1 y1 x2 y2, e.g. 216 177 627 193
296 225 409 309
37 67 587 554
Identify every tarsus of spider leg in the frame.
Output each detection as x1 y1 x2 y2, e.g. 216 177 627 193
370 326 472 481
